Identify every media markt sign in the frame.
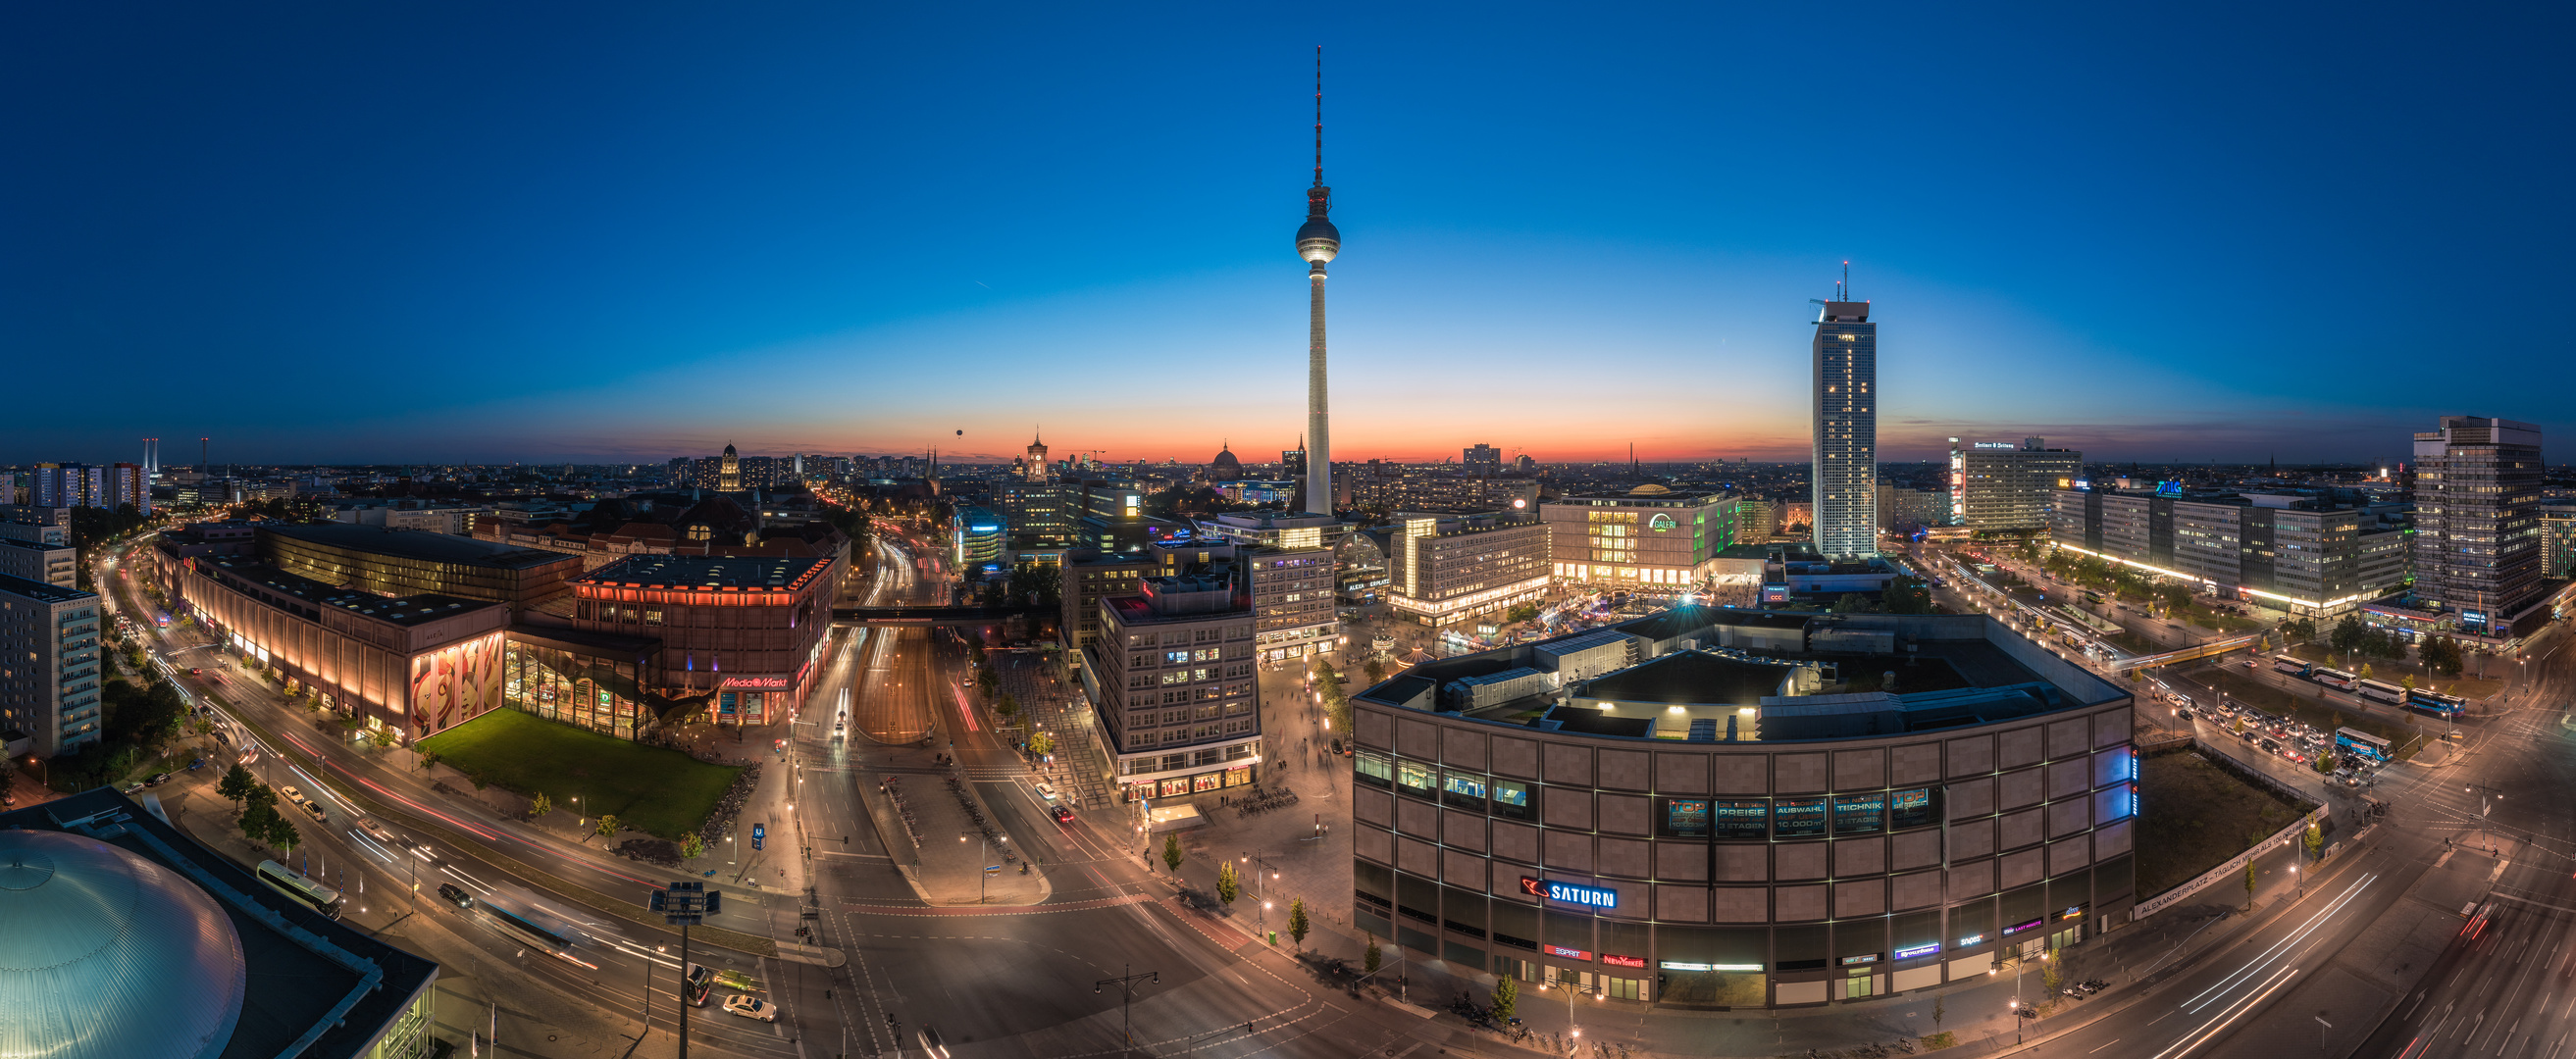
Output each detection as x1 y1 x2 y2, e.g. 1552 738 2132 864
1520 876 1617 910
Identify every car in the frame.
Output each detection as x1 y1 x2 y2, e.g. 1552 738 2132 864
438 883 476 910
188 668 201 676
1034 782 1058 802
1051 805 1075 824
357 818 396 844
917 1026 952 1057
144 773 171 786
722 995 777 1022
121 782 145 794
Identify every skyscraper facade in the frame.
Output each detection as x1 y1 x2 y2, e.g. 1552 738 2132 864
2410 416 2545 633
1948 437 2081 530
1810 300 1878 559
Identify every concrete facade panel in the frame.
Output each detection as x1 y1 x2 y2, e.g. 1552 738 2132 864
1892 870 1941 910
1998 726 2043 769
1443 726 1488 771
1355 787 1391 828
1891 741 1941 785
1998 808 2043 851
1357 825 1391 865
1833 837 1884 878
1656 752 1709 793
1776 842 1828 881
2047 718 2089 759
1398 718 1440 760
1947 733 1994 777
1716 844 1767 882
1891 829 1940 872
1713 754 1768 794
1998 767 2043 810
1998 848 2043 890
1599 793 1650 835
1775 884 1828 922
1542 788 1594 831
1543 742 1594 786
1443 809 1486 852
1833 748 1885 790
1492 735 1539 780
1600 836 1651 879
1659 842 1710 882
1544 830 1594 872
1776 753 1829 792
1493 821 1538 865
1599 748 1650 790
1396 796 1437 838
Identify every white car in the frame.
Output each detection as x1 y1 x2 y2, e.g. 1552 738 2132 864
722 994 777 1022
1034 782 1058 802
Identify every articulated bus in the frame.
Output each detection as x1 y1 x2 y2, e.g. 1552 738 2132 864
255 860 343 920
2335 727 2393 763
2309 666 2360 691
2408 688 2467 719
2271 655 2312 677
483 903 598 968
2356 679 2406 706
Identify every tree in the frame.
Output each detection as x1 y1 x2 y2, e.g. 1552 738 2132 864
267 816 300 856
2312 750 2335 775
595 814 620 841
217 764 257 809
1216 862 1240 908
1029 730 1056 758
977 668 1000 700
2040 943 2063 996
2304 823 2325 861
1882 575 1935 615
682 832 705 860
1161 832 1183 874
1364 657 1388 685
996 693 1019 721
1932 990 1945 1036
2330 613 2368 655
1364 933 1382 976
1829 592 1870 615
530 791 552 818
2399 674 2419 694
2161 584 2194 613
1492 968 1518 1022
2244 859 2259 910
2357 662 2374 681
240 796 284 850
1287 897 1310 950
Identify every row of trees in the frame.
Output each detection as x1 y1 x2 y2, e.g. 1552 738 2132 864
214 765 301 855
1826 574 1937 616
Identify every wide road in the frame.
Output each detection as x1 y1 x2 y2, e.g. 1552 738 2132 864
763 526 1458 1057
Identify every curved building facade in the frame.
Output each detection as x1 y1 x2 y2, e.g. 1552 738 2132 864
1350 607 2138 1007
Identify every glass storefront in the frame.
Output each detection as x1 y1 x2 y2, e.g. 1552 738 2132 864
502 638 653 738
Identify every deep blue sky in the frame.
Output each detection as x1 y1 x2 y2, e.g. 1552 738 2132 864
5 4 2569 467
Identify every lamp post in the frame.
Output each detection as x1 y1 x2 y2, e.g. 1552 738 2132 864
648 880 720 1059
1095 964 1159 1059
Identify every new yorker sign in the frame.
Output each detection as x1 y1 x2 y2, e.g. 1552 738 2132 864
1520 877 1617 909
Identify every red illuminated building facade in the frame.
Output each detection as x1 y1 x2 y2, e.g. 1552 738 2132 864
567 553 836 727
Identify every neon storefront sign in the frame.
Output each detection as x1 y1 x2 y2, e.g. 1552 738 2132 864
1520 877 1617 909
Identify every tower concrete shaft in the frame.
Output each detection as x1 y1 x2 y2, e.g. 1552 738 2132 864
1307 263 1330 515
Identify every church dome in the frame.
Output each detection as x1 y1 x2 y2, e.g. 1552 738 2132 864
1211 444 1243 476
0 829 247 1059
722 443 738 457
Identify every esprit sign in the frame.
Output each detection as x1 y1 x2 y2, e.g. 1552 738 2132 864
1520 877 1617 909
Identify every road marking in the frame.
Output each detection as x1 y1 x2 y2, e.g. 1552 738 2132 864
2089 1038 2123 1053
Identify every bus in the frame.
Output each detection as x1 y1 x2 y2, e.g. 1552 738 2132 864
681 963 717 1006
2083 590 2104 605
2356 679 2406 706
483 902 594 968
2334 727 2392 763
2270 655 2312 677
2408 688 2467 719
255 859 343 920
2309 666 2360 691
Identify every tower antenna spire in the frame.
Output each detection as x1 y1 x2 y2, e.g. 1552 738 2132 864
1314 45 1324 188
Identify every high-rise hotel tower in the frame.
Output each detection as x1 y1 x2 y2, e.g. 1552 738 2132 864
1811 298 1878 559
1295 48 1339 517
2412 416 2544 634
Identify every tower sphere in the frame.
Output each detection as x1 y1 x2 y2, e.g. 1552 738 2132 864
1298 188 1339 264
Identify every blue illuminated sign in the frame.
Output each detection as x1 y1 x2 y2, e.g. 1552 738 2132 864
1895 942 1941 960
752 823 766 851
1520 876 1617 909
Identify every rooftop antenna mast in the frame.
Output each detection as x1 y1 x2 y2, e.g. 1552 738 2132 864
1314 45 1324 189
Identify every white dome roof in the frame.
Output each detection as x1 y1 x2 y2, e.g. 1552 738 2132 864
0 829 246 1059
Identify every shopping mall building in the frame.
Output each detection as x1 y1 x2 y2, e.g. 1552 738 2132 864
1350 606 2138 1008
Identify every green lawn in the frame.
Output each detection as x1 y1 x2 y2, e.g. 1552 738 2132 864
418 708 742 840
2135 749 2312 898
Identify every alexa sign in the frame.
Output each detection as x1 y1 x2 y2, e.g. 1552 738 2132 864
1520 877 1617 909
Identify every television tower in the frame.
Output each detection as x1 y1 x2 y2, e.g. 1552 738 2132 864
1295 45 1340 517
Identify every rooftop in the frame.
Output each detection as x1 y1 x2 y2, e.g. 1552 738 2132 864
0 788 438 1059
263 524 575 571
0 571 96 606
203 559 500 628
577 552 831 591
1359 606 2125 743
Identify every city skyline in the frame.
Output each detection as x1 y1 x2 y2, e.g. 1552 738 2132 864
6 6 2571 467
